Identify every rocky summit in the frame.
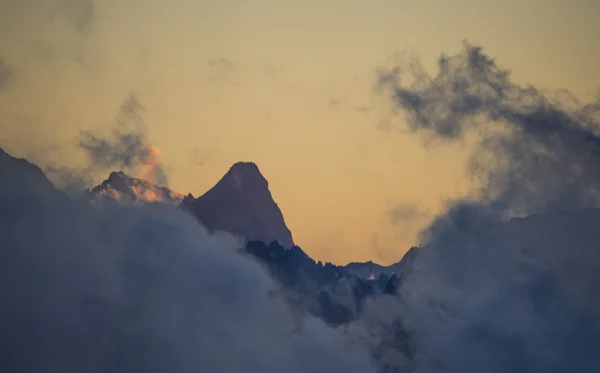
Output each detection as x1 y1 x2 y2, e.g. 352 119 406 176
181 162 295 248
85 171 185 206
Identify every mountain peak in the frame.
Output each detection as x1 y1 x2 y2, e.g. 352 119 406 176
182 161 294 248
223 161 268 191
86 171 184 206
230 161 260 171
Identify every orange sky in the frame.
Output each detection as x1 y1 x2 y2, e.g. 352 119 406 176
1 0 599 264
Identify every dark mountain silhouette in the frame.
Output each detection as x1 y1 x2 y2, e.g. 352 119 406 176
181 162 295 248
85 171 184 206
0 148 58 194
243 240 405 326
0 147 67 212
241 239 414 371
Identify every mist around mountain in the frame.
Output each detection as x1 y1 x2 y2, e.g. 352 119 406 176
83 160 408 328
86 162 409 281
243 240 403 327
2 42 600 373
0 147 377 373
4 144 600 373
0 145 409 372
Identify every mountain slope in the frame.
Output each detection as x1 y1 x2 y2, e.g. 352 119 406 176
0 147 66 211
181 162 294 248
85 171 184 206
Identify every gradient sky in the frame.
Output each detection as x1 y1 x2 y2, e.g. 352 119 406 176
1 0 599 265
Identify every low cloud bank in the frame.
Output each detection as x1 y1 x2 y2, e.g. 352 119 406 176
0 154 374 373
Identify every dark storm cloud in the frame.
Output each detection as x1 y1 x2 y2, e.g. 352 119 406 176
0 149 375 373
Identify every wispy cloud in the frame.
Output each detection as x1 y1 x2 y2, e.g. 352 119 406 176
387 202 430 225
207 58 236 84
0 58 15 91
189 146 218 167
50 0 95 35
77 94 168 186
46 94 169 192
207 58 235 72
377 40 600 221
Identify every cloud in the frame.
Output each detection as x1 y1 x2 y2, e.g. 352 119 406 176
44 164 94 196
376 40 600 219
387 202 430 225
401 209 600 373
325 96 374 115
258 64 281 79
0 152 375 373
207 58 237 84
190 146 218 167
42 94 168 193
355 104 373 115
76 94 168 186
207 58 235 72
51 0 95 35
0 58 15 91
376 41 600 373
327 98 341 110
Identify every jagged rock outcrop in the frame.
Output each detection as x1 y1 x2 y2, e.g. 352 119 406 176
85 171 184 206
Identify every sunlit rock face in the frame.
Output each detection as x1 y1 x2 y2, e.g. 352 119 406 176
181 162 295 248
85 171 184 207
85 162 294 248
